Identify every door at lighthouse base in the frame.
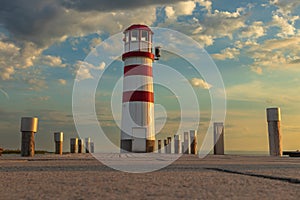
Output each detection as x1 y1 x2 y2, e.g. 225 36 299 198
132 128 146 152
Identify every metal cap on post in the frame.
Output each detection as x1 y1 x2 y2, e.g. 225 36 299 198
20 117 38 157
54 132 63 155
266 107 282 156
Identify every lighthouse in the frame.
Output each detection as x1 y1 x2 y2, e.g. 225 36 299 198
120 24 156 153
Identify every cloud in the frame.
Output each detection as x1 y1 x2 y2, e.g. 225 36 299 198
74 60 106 81
0 66 15 80
89 37 102 51
159 6 246 47
270 0 300 16
239 21 266 39
58 79 67 85
251 66 263 75
201 8 246 40
246 36 300 72
190 78 212 89
270 14 297 37
39 55 66 67
196 0 212 13
61 0 185 12
226 80 300 106
211 47 240 60
27 78 48 91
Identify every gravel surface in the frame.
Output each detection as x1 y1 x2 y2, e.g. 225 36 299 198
0 154 299 200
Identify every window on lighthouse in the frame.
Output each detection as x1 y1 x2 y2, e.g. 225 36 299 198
141 31 148 41
130 30 139 51
141 30 150 52
131 30 138 41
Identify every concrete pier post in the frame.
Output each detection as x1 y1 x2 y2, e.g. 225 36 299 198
266 107 282 156
78 139 84 153
85 138 91 153
181 142 184 154
174 135 181 154
158 140 161 153
183 132 190 154
214 122 225 155
190 130 197 154
70 138 78 153
167 137 172 154
54 132 63 155
20 117 38 157
164 139 168 154
90 142 94 153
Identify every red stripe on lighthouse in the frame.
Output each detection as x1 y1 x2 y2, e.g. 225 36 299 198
122 51 154 61
122 91 154 103
124 65 152 77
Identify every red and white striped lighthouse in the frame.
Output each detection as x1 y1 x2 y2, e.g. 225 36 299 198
120 24 155 153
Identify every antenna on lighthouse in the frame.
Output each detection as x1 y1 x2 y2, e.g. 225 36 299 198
154 46 161 60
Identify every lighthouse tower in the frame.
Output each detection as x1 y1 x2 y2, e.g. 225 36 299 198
120 24 155 153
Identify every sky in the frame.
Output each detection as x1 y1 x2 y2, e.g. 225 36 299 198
0 0 299 153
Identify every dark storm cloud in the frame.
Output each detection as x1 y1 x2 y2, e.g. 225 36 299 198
0 0 184 46
0 0 65 46
61 0 185 12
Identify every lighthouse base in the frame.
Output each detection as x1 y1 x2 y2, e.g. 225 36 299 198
121 139 155 153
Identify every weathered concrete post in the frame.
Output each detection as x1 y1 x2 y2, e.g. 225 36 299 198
164 139 168 154
190 130 197 154
85 137 91 153
70 138 78 153
78 139 84 153
167 137 172 154
183 131 190 154
158 140 161 153
20 117 38 157
90 142 94 153
54 132 63 155
174 135 181 154
266 107 282 156
214 122 225 155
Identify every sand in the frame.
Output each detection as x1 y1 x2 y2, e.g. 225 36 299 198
0 154 299 200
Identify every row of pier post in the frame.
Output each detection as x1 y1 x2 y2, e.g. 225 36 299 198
20 117 94 156
157 123 224 155
18 107 282 157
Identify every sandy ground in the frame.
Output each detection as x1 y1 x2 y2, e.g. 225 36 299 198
0 154 299 200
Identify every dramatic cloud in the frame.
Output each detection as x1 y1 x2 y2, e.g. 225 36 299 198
270 14 298 37
74 61 106 81
61 0 185 12
201 8 246 39
38 55 66 67
270 0 300 16
190 78 212 89
212 47 240 60
226 80 300 106
239 21 266 39
247 36 300 71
